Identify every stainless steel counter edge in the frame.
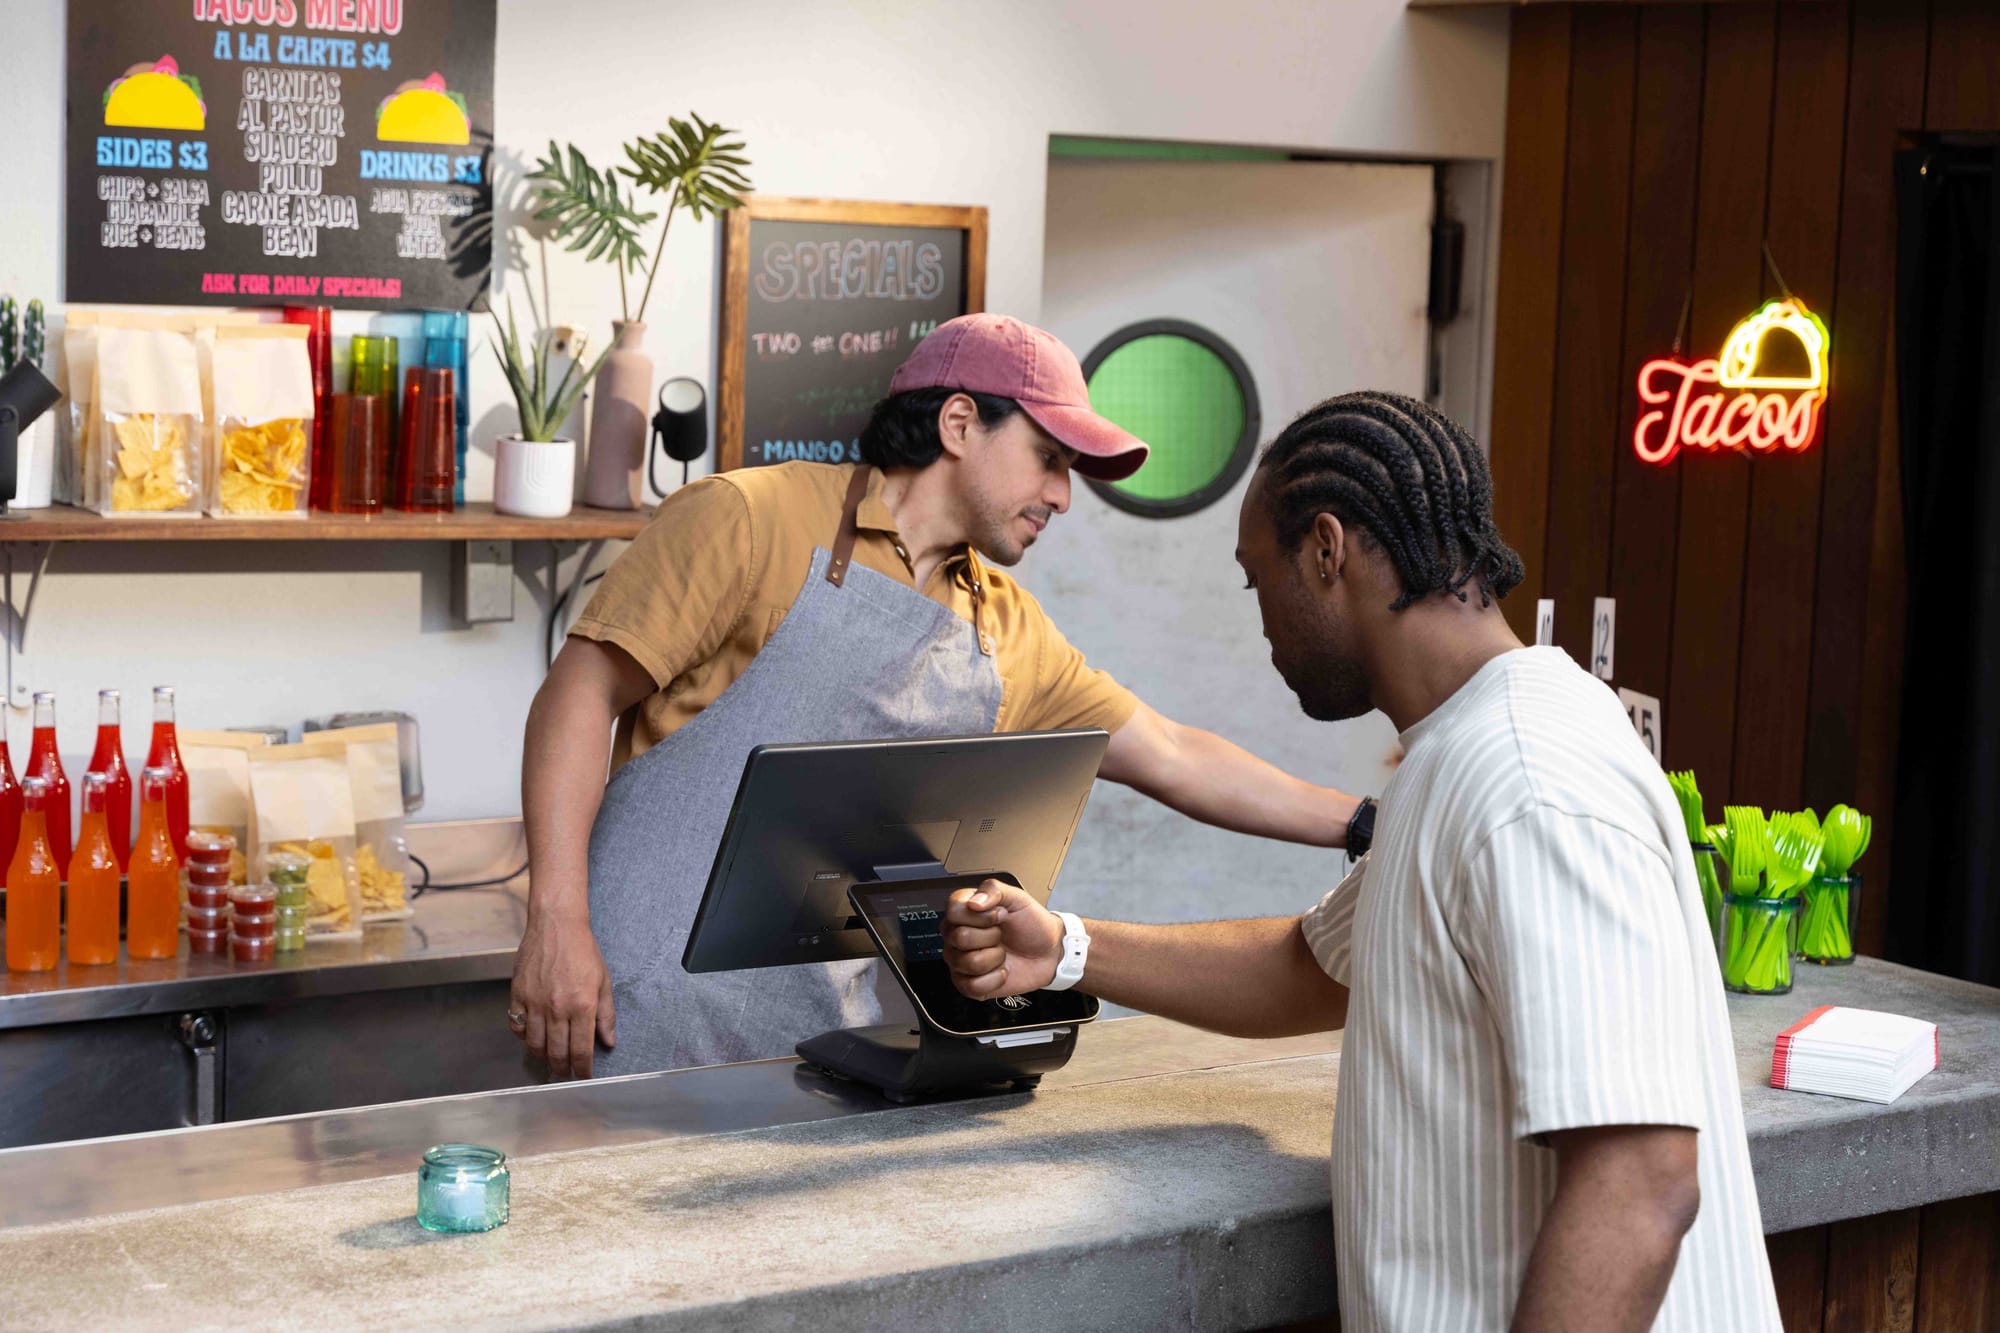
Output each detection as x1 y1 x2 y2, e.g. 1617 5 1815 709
0 944 516 1027
1 837 529 1029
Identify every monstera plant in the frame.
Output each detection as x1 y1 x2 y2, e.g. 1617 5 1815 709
526 115 753 325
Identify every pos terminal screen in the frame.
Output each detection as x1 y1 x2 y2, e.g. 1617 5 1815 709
850 879 1098 1038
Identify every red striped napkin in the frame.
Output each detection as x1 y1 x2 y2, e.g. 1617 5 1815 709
1771 1005 1938 1104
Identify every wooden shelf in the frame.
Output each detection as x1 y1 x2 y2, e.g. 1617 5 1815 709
0 503 653 543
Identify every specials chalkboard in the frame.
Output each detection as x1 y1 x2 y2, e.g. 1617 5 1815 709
65 0 495 310
718 197 987 471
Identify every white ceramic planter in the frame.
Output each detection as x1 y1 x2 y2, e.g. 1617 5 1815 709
493 436 576 518
12 413 54 510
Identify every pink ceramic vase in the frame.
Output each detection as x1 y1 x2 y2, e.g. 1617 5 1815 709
581 320 652 509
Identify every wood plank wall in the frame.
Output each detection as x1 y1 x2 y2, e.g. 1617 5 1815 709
1488 0 2000 956
1763 1190 2000 1333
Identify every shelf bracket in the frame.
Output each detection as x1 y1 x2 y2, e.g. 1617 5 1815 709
452 539 516 625
3 541 54 709
537 538 609 667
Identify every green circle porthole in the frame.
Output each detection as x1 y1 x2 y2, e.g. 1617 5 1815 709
1080 320 1261 519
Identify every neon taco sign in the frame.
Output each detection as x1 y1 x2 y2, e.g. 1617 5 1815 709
1633 299 1829 465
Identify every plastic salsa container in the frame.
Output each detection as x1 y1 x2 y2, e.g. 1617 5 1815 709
188 884 230 911
187 926 230 955
230 883 278 912
185 904 230 931
188 863 234 889
229 913 276 940
185 829 237 868
231 934 274 962
266 850 310 889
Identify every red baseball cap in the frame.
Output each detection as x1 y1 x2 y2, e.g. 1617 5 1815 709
887 314 1150 481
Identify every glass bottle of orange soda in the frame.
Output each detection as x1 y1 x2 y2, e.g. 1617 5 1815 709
87 689 133 870
0 729 22 876
26 691 72 871
146 687 190 862
5 776 61 972
68 771 122 966
127 766 182 961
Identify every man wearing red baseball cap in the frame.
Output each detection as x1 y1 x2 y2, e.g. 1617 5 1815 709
513 314 1369 1079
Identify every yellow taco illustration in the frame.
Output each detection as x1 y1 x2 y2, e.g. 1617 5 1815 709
1716 299 1828 392
376 73 471 145
103 55 205 132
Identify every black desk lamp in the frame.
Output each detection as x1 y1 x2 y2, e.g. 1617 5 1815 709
0 362 61 516
649 377 707 494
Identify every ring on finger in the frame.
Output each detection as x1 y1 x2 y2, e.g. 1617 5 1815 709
507 1008 528 1031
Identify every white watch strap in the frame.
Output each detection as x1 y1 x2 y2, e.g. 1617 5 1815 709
1047 910 1090 991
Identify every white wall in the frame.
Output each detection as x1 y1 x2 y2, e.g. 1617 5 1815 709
1035 160 1431 924
0 0 1507 820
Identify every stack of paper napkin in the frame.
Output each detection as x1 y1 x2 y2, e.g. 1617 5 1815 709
1771 1005 1938 1104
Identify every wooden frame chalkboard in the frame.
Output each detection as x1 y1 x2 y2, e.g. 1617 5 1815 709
718 196 987 472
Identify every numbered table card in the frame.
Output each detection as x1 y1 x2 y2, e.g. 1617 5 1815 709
1617 688 1662 764
1592 598 1616 681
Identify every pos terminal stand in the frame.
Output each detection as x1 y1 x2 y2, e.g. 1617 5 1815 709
794 869 1098 1103
680 730 1110 1103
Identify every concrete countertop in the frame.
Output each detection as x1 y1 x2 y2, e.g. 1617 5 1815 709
1731 957 2000 1230
1 1021 1347 1333
0 959 1993 1331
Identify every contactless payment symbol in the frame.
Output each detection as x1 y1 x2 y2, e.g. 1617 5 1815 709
1633 298 1830 465
997 995 1034 1011
103 54 205 132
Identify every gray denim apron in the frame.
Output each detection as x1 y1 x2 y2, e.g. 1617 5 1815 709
586 466 1005 1076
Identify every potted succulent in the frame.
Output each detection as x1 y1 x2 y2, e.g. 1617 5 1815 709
526 114 751 509
488 300 610 518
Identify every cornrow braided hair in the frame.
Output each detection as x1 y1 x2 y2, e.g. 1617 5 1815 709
1257 390 1524 611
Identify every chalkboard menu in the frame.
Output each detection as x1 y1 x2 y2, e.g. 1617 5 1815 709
65 0 495 310
719 198 987 471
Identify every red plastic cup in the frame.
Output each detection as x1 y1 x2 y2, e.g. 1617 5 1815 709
327 392 386 514
395 367 456 513
283 307 333 509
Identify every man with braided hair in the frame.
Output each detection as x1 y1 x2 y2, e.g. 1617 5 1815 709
942 391 1780 1331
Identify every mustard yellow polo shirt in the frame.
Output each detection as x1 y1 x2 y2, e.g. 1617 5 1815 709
570 461 1138 769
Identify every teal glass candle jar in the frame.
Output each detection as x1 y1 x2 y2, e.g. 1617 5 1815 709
417 1144 510 1233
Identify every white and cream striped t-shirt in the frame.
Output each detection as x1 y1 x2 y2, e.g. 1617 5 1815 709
1301 647 1779 1332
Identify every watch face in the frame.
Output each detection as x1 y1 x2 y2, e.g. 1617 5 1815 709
850 879 1099 1037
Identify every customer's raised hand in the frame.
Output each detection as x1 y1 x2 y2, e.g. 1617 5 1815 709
943 879 1062 999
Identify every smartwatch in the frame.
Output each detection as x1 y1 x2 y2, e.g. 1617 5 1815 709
1047 910 1091 991
1346 797 1379 861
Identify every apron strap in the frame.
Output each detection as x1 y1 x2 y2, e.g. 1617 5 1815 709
826 464 873 588
961 550 995 658
827 463 993 658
